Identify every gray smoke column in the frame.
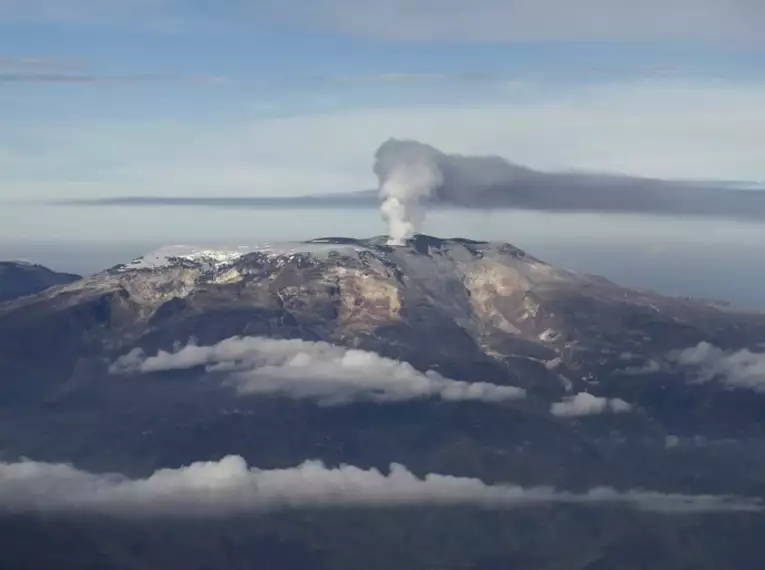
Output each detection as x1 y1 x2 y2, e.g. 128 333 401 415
374 139 444 245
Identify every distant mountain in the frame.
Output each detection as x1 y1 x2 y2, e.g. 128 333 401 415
1 235 765 569
0 261 80 303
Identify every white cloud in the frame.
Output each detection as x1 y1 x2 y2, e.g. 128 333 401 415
0 456 759 516
110 336 527 405
673 342 765 391
6 79 765 200
551 393 633 417
275 0 763 44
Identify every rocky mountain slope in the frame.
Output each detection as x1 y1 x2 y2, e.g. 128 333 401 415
1 235 765 569
0 261 80 302
2 234 763 402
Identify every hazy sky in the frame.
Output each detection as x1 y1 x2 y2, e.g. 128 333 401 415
1 0 765 211
3 206 765 312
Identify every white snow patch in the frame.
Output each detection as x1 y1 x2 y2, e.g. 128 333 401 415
119 242 369 272
120 245 260 271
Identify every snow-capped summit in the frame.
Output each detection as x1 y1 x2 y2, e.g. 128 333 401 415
120 244 270 272
118 241 373 273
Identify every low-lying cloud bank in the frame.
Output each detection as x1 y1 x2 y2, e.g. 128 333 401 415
551 393 633 417
110 336 526 405
673 342 765 392
0 456 759 516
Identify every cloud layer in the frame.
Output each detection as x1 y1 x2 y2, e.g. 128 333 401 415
0 456 759 516
9 79 765 202
551 393 633 417
674 342 765 391
276 0 764 44
111 336 527 405
3 1 762 45
0 73 226 84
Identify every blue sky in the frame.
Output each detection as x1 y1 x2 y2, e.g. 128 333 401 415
2 0 765 200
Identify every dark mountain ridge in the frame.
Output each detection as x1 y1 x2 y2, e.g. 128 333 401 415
0 261 80 303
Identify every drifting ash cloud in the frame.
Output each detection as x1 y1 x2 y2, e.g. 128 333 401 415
58 138 765 239
0 456 760 517
373 139 765 243
673 342 765 392
110 336 527 405
550 393 633 418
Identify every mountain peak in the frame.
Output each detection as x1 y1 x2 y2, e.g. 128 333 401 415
114 235 528 276
0 261 81 303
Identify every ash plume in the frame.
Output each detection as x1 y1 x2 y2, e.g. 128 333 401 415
372 138 765 229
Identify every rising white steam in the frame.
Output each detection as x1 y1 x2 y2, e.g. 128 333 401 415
374 138 444 245
0 456 759 516
110 336 527 405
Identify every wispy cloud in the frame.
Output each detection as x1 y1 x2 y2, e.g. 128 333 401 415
1 456 759 516
111 337 527 406
0 0 168 24
551 393 633 417
5 79 765 200
327 73 452 84
0 53 227 85
273 0 765 44
4 0 762 45
0 68 686 87
323 68 687 84
673 342 765 391
0 56 85 72
0 73 228 84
